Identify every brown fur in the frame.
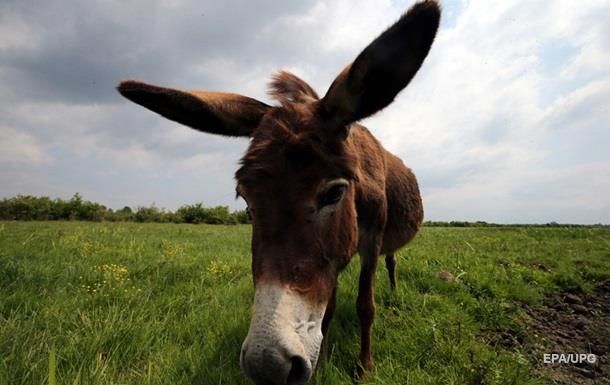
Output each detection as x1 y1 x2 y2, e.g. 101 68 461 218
117 1 440 382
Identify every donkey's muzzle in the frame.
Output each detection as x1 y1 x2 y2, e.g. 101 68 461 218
240 283 325 385
240 342 312 385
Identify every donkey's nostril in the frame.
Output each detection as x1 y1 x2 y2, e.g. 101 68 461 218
287 355 311 385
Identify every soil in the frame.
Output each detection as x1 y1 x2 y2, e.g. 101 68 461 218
523 280 610 384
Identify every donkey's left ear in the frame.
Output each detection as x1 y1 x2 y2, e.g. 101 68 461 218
117 80 271 137
320 0 440 125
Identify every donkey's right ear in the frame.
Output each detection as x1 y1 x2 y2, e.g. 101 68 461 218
117 80 271 137
320 0 440 126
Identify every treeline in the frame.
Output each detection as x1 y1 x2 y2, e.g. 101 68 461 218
1 194 606 227
0 194 249 224
423 221 608 228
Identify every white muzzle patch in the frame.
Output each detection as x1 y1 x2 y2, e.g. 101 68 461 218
240 283 326 385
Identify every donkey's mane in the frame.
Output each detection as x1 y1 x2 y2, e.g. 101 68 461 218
267 70 319 105
235 110 358 185
238 74 357 184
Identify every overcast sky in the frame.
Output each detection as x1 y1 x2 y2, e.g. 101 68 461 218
1 0 609 224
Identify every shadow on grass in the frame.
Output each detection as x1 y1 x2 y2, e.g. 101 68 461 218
191 319 249 385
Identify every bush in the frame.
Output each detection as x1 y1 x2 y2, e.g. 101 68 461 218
232 209 251 224
108 206 135 222
176 203 208 224
134 205 165 223
176 204 239 225
205 206 236 224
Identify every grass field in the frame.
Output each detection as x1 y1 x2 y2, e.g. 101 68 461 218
0 221 609 385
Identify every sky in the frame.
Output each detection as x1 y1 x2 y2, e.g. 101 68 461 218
1 0 609 224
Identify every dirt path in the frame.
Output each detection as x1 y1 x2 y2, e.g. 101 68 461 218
524 280 610 384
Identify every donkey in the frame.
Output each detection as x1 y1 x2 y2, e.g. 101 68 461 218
117 1 440 384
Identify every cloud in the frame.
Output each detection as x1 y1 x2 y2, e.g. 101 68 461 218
0 0 318 103
0 127 52 164
358 0 610 223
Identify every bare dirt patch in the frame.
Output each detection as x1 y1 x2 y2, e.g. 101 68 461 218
524 280 610 384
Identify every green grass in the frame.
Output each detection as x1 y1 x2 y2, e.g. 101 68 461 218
0 222 608 385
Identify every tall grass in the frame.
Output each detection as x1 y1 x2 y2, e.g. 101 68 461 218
0 222 608 384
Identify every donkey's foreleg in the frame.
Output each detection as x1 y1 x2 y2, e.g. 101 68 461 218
385 253 397 290
356 245 380 373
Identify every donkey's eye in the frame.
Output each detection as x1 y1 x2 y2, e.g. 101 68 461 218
319 184 347 207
